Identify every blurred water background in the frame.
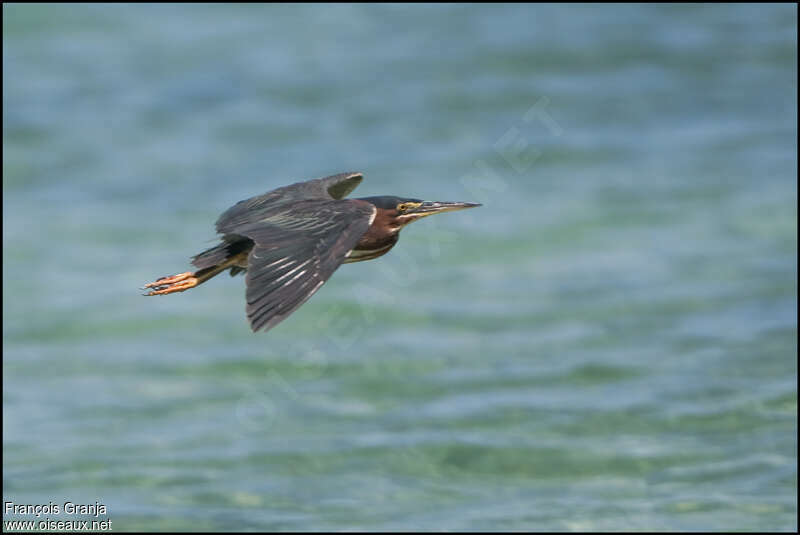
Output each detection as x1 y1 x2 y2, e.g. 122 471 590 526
3 3 797 531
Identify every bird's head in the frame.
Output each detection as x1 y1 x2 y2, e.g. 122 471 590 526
359 196 481 232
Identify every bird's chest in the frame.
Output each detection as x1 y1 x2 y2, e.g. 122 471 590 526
344 223 400 263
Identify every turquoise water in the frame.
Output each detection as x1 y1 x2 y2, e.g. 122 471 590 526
3 3 796 531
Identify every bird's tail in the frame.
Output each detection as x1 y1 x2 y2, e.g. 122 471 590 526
192 241 233 268
142 245 249 296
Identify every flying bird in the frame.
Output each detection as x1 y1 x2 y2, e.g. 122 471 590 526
143 172 480 332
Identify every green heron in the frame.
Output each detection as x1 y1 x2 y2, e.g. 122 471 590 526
143 172 480 332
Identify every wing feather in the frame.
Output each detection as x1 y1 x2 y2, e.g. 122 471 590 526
216 172 363 235
224 198 374 332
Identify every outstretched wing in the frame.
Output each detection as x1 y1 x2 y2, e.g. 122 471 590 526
227 198 375 332
216 172 363 235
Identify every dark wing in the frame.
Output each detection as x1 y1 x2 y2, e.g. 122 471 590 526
215 172 363 235
226 198 375 332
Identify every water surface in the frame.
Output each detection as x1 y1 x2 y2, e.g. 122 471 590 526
3 3 797 531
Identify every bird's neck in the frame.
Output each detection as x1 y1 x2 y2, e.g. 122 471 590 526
347 211 402 263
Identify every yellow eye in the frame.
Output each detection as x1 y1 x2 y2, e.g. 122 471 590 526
397 202 419 213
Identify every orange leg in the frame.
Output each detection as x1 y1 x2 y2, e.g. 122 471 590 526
142 272 199 296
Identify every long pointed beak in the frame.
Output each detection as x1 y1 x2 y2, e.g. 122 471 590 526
409 201 482 217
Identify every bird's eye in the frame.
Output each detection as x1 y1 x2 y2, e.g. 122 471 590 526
397 203 409 212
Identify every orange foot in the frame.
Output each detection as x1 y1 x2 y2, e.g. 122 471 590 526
142 272 198 296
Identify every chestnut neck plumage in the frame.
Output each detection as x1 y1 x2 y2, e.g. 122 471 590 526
344 206 406 263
